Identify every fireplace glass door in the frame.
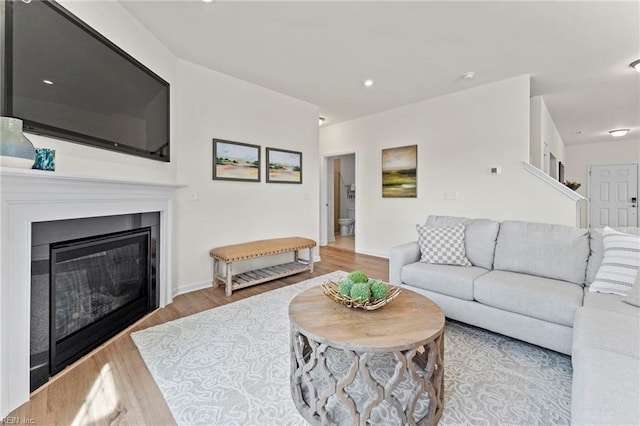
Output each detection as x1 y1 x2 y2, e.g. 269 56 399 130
49 228 152 375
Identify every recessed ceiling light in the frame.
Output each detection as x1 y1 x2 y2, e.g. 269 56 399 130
630 59 640 72
202 0 214 2
363 79 374 87
609 128 630 137
42 79 54 85
462 72 476 79
319 117 325 126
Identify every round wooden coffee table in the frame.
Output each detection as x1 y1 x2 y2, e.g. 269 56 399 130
289 285 445 426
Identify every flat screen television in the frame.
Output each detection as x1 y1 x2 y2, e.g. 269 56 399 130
2 0 170 162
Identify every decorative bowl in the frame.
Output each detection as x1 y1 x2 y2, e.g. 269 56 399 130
321 280 401 311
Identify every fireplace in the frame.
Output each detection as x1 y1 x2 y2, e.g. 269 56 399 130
0 168 181 417
51 228 152 374
30 215 159 391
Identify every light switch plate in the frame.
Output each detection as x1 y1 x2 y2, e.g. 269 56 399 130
444 191 458 200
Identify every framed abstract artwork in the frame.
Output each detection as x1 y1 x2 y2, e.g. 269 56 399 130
213 139 261 182
382 145 417 198
266 148 302 184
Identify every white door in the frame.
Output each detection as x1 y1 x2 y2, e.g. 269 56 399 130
589 164 638 227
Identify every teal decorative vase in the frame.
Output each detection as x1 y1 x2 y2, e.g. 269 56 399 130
0 117 36 168
33 148 55 171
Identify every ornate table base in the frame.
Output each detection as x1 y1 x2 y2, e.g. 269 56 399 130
290 329 444 426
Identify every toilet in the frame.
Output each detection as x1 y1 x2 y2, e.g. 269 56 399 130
338 208 355 236
338 218 354 236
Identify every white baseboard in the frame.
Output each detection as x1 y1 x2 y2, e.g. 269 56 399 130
173 280 212 298
355 248 389 259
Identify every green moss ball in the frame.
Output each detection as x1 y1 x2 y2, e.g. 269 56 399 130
370 280 389 300
347 270 369 284
338 279 354 296
350 282 371 302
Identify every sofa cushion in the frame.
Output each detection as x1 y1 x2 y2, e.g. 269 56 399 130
624 271 640 308
474 270 583 327
493 221 589 285
573 307 640 359
400 262 489 301
589 227 640 296
582 290 640 317
416 223 471 266
586 226 640 286
425 215 500 270
571 349 639 426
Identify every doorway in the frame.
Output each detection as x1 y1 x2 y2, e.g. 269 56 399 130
588 163 638 227
324 153 356 252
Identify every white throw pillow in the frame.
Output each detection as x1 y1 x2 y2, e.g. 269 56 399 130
416 223 471 266
590 227 640 296
623 269 640 308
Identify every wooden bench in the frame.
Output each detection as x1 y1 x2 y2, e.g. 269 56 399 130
210 237 316 296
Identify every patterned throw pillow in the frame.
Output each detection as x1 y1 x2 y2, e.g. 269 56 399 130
590 227 640 296
416 223 471 266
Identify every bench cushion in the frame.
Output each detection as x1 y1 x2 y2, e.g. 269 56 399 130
474 270 583 327
210 237 316 262
401 262 489 301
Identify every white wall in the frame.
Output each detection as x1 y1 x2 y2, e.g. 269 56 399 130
16 1 178 183
173 60 320 293
565 139 640 226
530 95 565 176
320 75 578 257
530 96 543 167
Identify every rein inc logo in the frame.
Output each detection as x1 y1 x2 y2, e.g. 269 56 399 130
1 418 35 424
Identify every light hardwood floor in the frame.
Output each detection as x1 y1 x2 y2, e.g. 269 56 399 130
327 234 355 251
9 246 388 426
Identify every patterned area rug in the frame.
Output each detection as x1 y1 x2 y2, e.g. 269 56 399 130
131 272 572 425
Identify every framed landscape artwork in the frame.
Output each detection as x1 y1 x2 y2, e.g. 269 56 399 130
213 139 261 182
266 148 302 184
382 145 417 198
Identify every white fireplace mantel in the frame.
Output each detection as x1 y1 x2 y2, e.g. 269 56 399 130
0 168 184 417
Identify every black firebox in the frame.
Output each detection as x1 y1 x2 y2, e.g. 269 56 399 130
48 228 153 375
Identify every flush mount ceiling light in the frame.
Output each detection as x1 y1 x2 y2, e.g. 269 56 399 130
319 117 325 126
42 79 54 85
363 79 374 87
462 72 476 79
609 128 630 137
630 59 640 72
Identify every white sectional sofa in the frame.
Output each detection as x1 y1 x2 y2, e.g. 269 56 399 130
389 215 640 425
